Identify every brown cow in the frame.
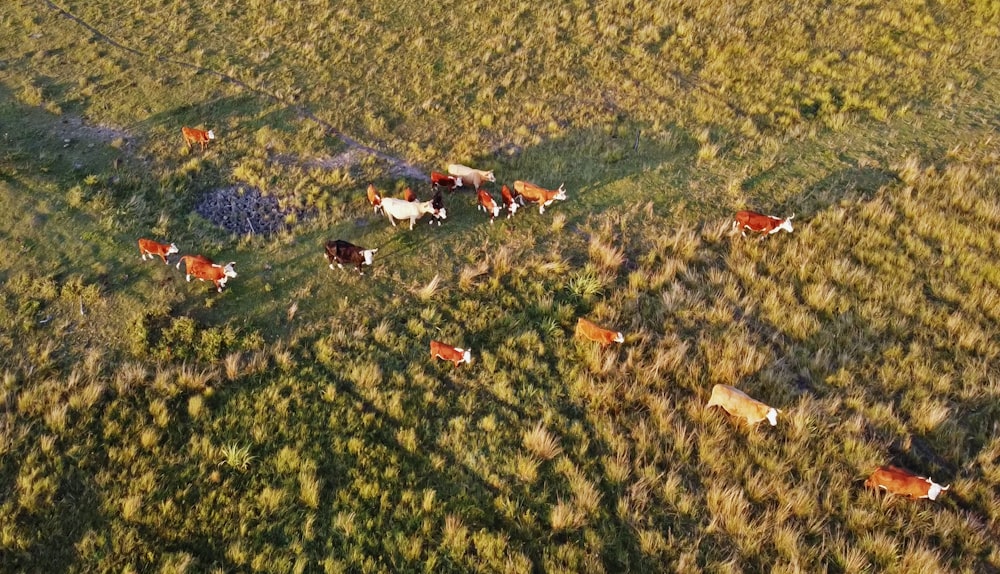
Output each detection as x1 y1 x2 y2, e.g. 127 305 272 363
367 184 383 214
177 255 237 292
865 466 949 500
138 238 179 264
575 318 624 345
513 181 567 214
500 184 520 218
477 188 501 223
706 384 779 426
430 340 471 367
431 171 463 191
732 211 794 239
181 126 215 151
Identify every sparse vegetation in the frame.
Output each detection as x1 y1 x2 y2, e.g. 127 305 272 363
1 0 999 572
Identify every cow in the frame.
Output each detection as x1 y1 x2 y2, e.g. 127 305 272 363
500 184 520 218
181 126 215 151
706 384 779 426
430 340 472 367
380 197 445 230
402 187 417 202
427 188 446 226
732 211 794 239
448 164 495 189
477 188 501 223
865 466 950 500
431 171 463 192
513 181 567 214
176 255 237 292
575 317 624 345
367 184 383 214
138 238 179 264
324 240 378 275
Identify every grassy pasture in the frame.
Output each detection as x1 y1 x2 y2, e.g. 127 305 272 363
2 0 1000 572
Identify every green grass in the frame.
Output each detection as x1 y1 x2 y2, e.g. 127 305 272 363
2 0 1000 572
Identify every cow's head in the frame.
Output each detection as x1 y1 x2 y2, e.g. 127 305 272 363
765 407 779 426
207 130 216 140
223 262 237 278
435 207 448 220
491 204 501 219
926 478 950 500
362 248 378 266
613 331 625 344
454 176 463 188
778 214 794 234
484 171 496 183
553 183 567 201
167 243 179 255
459 348 472 364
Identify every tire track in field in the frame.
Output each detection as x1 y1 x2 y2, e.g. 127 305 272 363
38 0 426 181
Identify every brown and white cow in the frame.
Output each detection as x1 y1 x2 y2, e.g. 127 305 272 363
431 171 463 191
732 211 794 239
381 197 445 229
513 181 567 214
430 340 472 367
324 240 378 275
575 317 624 345
448 164 495 189
181 126 215 151
138 238 179 264
706 384 779 426
367 184 383 214
500 184 520 218
176 255 238 292
477 188 501 223
402 187 418 202
865 466 950 500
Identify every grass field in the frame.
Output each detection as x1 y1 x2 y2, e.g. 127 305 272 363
2 0 1000 572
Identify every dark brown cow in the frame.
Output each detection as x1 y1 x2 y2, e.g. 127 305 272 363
324 240 378 274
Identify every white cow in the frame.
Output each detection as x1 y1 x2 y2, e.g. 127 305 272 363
447 164 495 189
380 198 445 230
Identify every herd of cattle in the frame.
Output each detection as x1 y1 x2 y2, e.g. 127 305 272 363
133 126 948 502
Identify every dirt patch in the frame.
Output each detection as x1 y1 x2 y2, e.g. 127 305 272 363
53 116 132 148
195 185 312 236
270 147 426 181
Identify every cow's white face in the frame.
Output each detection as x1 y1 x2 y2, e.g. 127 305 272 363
491 205 500 218
461 349 472 364
613 332 625 344
362 249 378 266
766 407 778 426
777 219 794 234
508 202 519 216
207 130 216 140
224 262 237 278
167 243 179 255
436 208 447 220
925 479 949 500
485 171 496 182
454 177 463 188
